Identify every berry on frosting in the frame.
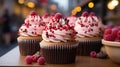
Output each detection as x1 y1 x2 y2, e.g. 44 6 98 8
89 12 95 16
43 14 49 18
25 56 33 64
54 13 62 20
37 57 45 65
82 11 89 17
30 11 37 16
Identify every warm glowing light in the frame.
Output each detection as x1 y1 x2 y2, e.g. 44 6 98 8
75 6 82 12
18 0 24 4
27 2 35 8
88 2 94 8
107 1 115 10
50 4 57 10
111 0 119 7
72 9 77 15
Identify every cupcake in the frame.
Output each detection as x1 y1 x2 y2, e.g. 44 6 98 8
74 11 104 56
40 13 78 64
17 11 45 56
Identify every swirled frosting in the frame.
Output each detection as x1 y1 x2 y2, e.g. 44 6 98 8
42 13 76 42
19 11 45 36
67 15 77 27
42 14 50 25
74 12 104 37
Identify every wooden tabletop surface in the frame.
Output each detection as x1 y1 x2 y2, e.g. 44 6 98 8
0 46 120 67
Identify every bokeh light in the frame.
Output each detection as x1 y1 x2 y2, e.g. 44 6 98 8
88 2 94 8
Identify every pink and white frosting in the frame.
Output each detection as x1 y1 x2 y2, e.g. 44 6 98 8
67 15 77 27
74 12 104 37
42 13 76 42
42 14 50 25
19 11 45 36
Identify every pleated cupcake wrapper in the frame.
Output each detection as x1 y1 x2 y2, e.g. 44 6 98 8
40 43 78 64
76 40 102 56
18 39 41 56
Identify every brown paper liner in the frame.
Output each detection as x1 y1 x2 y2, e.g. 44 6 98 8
77 40 102 56
40 42 78 64
17 36 42 56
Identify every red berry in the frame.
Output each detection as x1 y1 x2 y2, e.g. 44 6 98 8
115 38 120 42
117 31 120 38
104 29 112 35
90 51 97 58
54 13 62 19
50 14 54 17
89 12 95 16
82 11 88 17
31 55 38 62
37 57 45 65
112 28 119 37
25 56 33 64
30 11 37 16
43 14 49 18
104 34 115 41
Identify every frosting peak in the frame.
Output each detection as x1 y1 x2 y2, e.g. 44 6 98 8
19 11 45 36
42 13 76 42
74 12 104 38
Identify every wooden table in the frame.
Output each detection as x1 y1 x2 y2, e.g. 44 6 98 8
0 46 120 67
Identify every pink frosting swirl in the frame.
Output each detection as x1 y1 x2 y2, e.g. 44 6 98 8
67 15 77 27
42 13 76 42
74 12 104 37
19 11 45 36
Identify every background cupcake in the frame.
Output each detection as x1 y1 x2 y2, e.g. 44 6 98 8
17 11 45 56
40 13 78 64
74 11 104 56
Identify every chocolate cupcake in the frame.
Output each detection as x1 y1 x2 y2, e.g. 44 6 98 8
74 12 104 56
40 13 78 64
17 11 45 56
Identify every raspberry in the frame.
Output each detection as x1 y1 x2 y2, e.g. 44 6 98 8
82 11 88 17
115 39 120 42
31 55 38 62
37 57 45 65
112 28 119 37
43 14 49 18
89 12 95 16
90 51 97 58
54 13 62 20
30 11 37 16
104 29 112 35
117 31 120 38
25 56 33 64
104 34 115 41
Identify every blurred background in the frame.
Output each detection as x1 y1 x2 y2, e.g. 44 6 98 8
0 0 120 56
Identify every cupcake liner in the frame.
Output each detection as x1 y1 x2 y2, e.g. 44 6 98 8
18 38 41 56
40 43 78 64
77 40 102 56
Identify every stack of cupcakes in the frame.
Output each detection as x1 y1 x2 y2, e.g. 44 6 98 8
74 11 104 56
40 13 78 64
17 11 45 56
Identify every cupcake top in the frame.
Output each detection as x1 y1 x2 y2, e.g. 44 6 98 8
42 14 50 25
18 11 45 36
67 15 77 27
74 11 104 38
42 13 76 42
